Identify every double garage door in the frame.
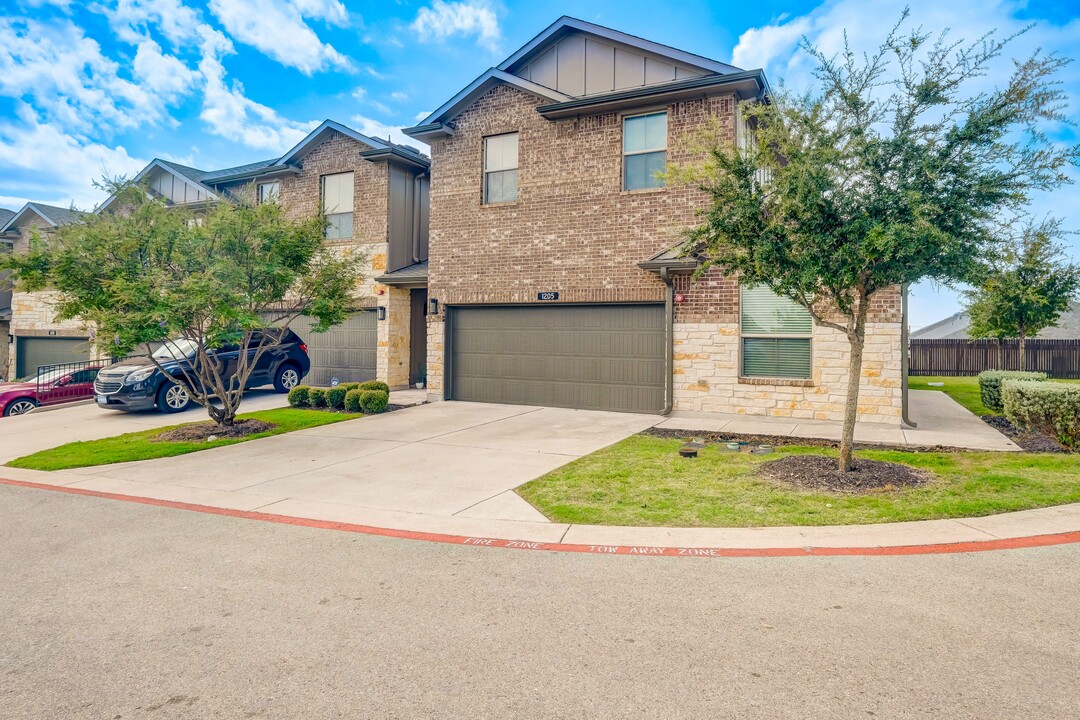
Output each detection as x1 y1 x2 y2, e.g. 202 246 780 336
449 304 665 414
15 337 89 378
290 311 377 387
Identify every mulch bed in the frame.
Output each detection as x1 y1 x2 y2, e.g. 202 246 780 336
156 419 275 443
981 415 1069 453
643 427 960 453
758 455 932 494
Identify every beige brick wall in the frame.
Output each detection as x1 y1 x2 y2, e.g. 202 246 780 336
376 285 412 389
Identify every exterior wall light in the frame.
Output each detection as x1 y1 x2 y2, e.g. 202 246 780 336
429 298 439 316
377 306 387 321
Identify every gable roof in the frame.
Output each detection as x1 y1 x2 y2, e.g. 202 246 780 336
911 302 1080 340
497 16 741 77
273 119 392 167
404 16 760 142
0 202 88 233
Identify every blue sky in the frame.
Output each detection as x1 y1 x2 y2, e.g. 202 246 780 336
1 0 1077 330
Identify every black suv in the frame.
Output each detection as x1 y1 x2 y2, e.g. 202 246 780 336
94 330 311 413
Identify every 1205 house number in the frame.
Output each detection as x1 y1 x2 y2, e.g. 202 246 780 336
537 292 559 301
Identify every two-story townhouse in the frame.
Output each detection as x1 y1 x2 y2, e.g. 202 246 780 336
403 16 906 424
0 203 92 379
77 120 430 390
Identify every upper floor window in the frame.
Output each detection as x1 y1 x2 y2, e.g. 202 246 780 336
322 172 354 240
623 111 667 191
740 285 813 380
483 132 518 204
257 181 280 204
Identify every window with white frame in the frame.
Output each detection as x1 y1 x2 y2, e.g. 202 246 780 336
483 132 518 204
623 111 667 191
257 180 280 204
322 172 354 239
740 285 813 379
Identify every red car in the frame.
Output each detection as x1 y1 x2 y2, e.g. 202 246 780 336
0 366 103 417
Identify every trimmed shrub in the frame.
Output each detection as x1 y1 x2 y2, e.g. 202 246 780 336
338 382 361 393
978 370 1047 412
1003 380 1080 448
357 380 390 394
308 388 328 408
344 388 363 413
287 386 310 407
326 386 348 410
359 389 389 414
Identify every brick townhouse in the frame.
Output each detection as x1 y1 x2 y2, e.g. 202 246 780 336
6 120 430 389
402 16 906 423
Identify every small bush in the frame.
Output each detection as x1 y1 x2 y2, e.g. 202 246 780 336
1003 380 1080 448
359 389 389 414
357 380 390 394
287 386 310 407
326 386 348 410
338 382 361 392
344 388 363 413
308 388 328 408
978 370 1047 412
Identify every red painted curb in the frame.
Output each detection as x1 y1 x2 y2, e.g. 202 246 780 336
3 476 1079 557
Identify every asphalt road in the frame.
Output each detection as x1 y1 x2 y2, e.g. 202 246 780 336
2 484 1077 719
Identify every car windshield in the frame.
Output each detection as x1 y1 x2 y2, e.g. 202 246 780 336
152 339 199 361
17 367 68 384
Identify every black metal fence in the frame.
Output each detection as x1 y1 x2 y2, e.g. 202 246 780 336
30 356 143 405
909 338 1080 378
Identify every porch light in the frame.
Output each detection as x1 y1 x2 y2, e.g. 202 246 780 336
377 306 387 321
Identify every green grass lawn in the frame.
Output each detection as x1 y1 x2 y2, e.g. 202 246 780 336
909 374 1080 416
8 407 363 472
516 434 1080 527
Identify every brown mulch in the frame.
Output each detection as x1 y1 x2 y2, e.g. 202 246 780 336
643 427 960 453
758 455 932 494
980 415 1069 454
155 419 275 443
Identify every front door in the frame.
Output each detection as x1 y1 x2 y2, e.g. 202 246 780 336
410 289 428 387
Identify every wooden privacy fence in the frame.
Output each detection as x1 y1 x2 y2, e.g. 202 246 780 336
909 338 1080 378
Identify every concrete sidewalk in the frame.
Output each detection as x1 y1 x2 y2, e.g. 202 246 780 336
656 390 1019 452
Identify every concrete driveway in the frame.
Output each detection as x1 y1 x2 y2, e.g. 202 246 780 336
0 389 290 464
66 401 659 522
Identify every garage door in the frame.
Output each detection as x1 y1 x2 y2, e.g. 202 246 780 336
15 337 89 378
291 311 377 386
449 304 665 413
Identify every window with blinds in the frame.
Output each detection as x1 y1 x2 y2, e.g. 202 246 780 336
322 172 354 239
740 285 813 379
623 111 667 191
257 181 280 204
483 133 518 204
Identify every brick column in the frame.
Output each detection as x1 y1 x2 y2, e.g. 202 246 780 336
376 285 411 390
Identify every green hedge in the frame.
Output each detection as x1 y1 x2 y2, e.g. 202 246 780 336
344 389 363 413
978 371 1047 412
357 380 390 394
287 386 310 407
359 389 389 414
326 386 348 410
1003 380 1080 448
308 388 328 408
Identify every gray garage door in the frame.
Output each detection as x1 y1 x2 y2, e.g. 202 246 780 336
449 304 665 413
15 337 89 378
291 311 377 386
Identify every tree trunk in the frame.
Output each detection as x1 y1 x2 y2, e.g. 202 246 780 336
1018 334 1026 371
838 329 866 472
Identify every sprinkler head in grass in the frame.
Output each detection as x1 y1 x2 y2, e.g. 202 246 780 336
679 445 699 458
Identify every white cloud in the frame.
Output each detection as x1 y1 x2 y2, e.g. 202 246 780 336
414 110 432 123
411 0 501 53
133 39 197 102
0 105 146 210
349 114 428 153
390 91 408 101
109 0 204 47
208 0 352 75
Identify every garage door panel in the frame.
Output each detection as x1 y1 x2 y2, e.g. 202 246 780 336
450 305 664 414
16 337 90 378
291 312 377 387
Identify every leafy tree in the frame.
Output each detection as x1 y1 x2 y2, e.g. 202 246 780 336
3 180 362 426
965 218 1080 370
677 13 1079 471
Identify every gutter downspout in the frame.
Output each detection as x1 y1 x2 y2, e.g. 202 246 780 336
901 282 916 428
411 172 427 264
660 267 675 416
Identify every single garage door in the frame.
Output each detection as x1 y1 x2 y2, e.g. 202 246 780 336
450 304 665 413
15 337 89 378
291 311 377 386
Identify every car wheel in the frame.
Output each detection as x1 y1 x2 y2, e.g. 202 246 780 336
3 398 38 417
156 383 192 413
274 364 301 393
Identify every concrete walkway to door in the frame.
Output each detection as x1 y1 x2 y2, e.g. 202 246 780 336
35 402 658 524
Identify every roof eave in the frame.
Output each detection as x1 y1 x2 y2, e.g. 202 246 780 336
402 122 455 142
360 147 431 170
412 69 571 129
537 70 768 120
638 259 700 275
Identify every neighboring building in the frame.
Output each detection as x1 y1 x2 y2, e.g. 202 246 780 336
912 303 1080 340
0 203 92 380
61 120 429 388
403 16 905 423
0 207 15 380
